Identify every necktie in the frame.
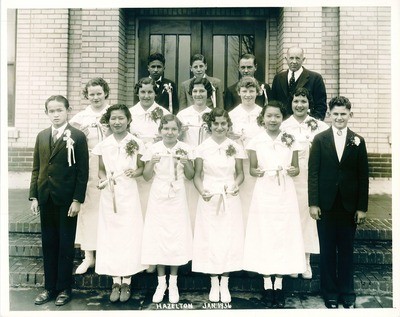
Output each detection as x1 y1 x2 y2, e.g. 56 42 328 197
337 129 342 136
289 71 296 93
52 129 58 145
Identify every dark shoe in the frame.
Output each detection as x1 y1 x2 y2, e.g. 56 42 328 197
54 289 72 306
110 283 121 303
274 289 285 308
342 300 355 308
324 299 338 309
34 289 57 305
119 283 131 303
263 289 274 308
340 294 356 308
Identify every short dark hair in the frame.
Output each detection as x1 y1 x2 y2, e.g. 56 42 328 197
188 77 213 98
257 100 286 126
101 104 132 130
328 96 352 111
158 114 182 133
134 77 157 95
202 108 232 132
148 52 165 65
289 87 314 109
83 77 110 99
45 95 69 111
191 53 207 65
239 53 257 66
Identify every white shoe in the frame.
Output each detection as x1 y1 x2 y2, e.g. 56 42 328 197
302 263 312 279
152 283 167 303
220 277 231 303
168 285 179 303
75 258 95 274
209 277 220 302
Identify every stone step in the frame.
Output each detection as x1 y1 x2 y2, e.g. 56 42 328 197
8 257 392 296
9 233 393 265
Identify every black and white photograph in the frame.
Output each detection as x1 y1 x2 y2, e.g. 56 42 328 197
1 0 399 316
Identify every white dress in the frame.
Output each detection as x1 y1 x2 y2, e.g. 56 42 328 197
243 131 306 275
70 104 109 250
192 138 246 274
177 105 211 230
229 104 264 229
129 102 170 214
92 133 148 276
281 115 329 254
141 141 193 266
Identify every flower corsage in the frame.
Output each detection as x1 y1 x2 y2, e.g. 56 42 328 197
226 144 237 157
348 135 361 147
150 107 164 122
175 148 188 158
162 83 173 113
63 129 76 166
281 132 295 148
305 118 318 131
125 139 139 157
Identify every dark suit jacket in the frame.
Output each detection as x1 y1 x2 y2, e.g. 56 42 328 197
271 67 327 120
223 80 271 112
179 75 224 111
134 77 179 114
308 127 369 213
29 124 89 206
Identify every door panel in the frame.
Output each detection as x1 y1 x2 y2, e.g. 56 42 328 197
138 19 266 93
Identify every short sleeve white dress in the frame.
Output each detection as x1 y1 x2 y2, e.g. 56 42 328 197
281 115 329 254
243 130 306 275
92 133 148 276
192 138 246 274
140 141 193 266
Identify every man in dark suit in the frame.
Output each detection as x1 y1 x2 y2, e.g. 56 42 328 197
134 52 179 114
29 95 89 306
308 96 369 309
223 53 271 112
271 47 327 120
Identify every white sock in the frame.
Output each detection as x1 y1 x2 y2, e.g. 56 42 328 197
263 276 273 290
275 276 283 290
158 275 167 286
112 276 121 285
84 250 94 262
169 275 178 287
122 276 131 285
305 253 311 265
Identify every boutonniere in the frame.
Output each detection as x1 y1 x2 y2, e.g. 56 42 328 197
162 83 173 94
281 132 295 148
125 139 139 157
305 118 318 131
175 148 188 158
348 135 361 147
226 144 237 157
150 107 164 122
63 129 76 166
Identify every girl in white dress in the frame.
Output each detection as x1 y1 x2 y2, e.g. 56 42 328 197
177 77 212 230
70 77 111 274
243 100 306 308
281 88 329 279
93 104 147 303
228 76 264 229
192 108 245 303
129 77 170 232
141 114 194 304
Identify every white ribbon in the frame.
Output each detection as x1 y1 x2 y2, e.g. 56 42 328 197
65 138 75 167
98 171 125 213
207 185 236 215
211 83 216 108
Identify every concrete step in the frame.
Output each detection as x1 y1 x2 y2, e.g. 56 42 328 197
8 257 392 296
9 233 392 265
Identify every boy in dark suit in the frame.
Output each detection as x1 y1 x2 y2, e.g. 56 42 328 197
29 95 89 306
308 96 369 309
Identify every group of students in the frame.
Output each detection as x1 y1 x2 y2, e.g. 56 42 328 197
29 52 369 310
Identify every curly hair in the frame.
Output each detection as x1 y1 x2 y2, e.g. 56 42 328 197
288 87 314 110
82 77 110 99
256 100 286 127
100 104 132 130
202 108 232 132
235 76 261 94
188 77 213 98
134 77 157 96
158 114 183 133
